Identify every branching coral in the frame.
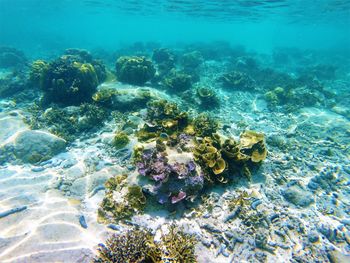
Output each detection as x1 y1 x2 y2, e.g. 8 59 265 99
94 225 198 263
93 228 159 263
98 174 146 222
116 56 155 85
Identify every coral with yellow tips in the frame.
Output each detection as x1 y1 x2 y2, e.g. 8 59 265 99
98 174 146 222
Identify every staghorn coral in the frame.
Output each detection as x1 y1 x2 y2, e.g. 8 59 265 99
116 56 155 85
93 228 159 263
98 174 146 222
94 225 197 263
160 224 198 262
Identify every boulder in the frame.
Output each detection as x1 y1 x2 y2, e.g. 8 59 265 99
7 130 66 163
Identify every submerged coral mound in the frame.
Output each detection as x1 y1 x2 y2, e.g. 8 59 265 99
40 57 98 105
116 56 155 85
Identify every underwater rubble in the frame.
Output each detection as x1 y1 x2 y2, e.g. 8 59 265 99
0 43 349 263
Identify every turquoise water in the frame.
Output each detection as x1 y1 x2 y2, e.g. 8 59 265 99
1 0 349 52
1 1 350 263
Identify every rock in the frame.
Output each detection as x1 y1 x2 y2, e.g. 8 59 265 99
4 130 66 163
0 113 28 143
282 184 314 207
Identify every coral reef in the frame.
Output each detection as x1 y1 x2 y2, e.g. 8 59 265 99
0 46 27 68
26 103 107 141
163 70 192 93
40 56 99 105
113 131 130 149
136 141 204 205
195 86 220 109
0 70 28 98
63 48 107 83
264 85 326 111
181 50 203 70
93 228 157 263
94 225 197 263
98 174 146 222
28 60 48 87
152 48 175 77
115 56 155 85
194 131 267 183
193 113 219 137
92 87 153 112
137 99 190 141
220 71 256 91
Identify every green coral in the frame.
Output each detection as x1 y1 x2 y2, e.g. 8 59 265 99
160 224 198 262
137 100 190 141
98 174 146 222
196 86 220 109
181 51 203 69
193 113 219 137
29 60 48 86
92 88 118 107
113 132 130 149
116 56 155 85
40 56 99 105
163 70 192 93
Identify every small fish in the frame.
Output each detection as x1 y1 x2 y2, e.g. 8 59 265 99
79 215 88 229
0 206 27 219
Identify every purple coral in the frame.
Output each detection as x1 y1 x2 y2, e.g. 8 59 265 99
137 147 204 205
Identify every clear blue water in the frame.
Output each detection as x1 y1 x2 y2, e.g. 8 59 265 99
1 0 349 53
